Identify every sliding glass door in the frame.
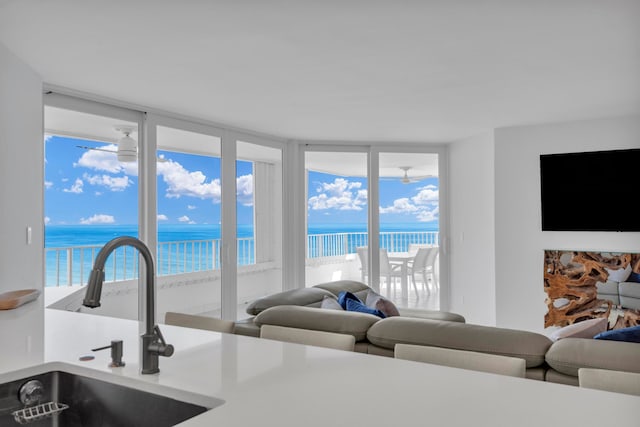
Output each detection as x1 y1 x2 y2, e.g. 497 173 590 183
154 124 224 319
302 145 444 310
304 149 370 286
379 152 440 310
43 96 142 290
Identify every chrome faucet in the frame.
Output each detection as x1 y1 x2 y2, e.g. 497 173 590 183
82 236 174 374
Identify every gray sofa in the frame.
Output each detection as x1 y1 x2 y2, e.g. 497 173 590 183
596 280 640 310
234 280 640 385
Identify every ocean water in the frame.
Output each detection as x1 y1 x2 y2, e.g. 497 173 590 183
45 223 437 247
44 223 438 286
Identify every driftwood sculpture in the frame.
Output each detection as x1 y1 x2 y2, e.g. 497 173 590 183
544 251 640 330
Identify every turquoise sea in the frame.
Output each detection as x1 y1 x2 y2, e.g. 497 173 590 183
45 223 437 247
45 223 438 286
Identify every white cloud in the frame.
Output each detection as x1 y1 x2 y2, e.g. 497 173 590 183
45 181 53 189
379 198 419 214
83 173 132 192
63 178 83 194
187 205 196 210
308 178 367 211
157 214 168 221
177 215 196 224
378 185 439 222
416 206 439 222
236 174 253 206
80 214 115 225
411 185 439 205
44 216 50 225
75 145 138 176
157 160 221 201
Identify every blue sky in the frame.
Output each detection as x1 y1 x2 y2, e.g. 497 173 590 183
44 135 253 226
45 135 439 228
307 171 439 226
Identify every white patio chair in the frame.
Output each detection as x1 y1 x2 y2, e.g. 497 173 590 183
578 368 640 396
408 246 438 294
357 247 403 297
407 243 433 254
165 312 235 334
394 344 526 378
260 324 356 351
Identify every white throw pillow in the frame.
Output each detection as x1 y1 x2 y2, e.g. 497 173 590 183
605 264 632 283
320 295 343 310
549 317 608 341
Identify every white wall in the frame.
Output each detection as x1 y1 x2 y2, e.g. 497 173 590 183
494 116 640 333
0 42 44 369
448 132 496 326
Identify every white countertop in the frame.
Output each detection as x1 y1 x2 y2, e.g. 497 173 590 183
2 309 639 426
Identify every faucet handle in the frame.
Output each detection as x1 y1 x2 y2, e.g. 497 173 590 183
149 325 174 357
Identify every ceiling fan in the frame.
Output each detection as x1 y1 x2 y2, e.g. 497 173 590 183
397 166 432 184
76 125 166 163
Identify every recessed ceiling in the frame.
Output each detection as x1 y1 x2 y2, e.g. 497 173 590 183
2 1 639 143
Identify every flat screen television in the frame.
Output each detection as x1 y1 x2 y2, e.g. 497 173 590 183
540 148 640 232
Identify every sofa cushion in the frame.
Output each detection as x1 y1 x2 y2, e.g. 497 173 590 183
314 280 372 301
596 280 621 305
545 337 640 377
246 287 334 315
594 324 640 343
254 305 380 341
367 317 551 368
233 318 260 337
619 282 640 310
545 369 579 386
549 318 608 341
396 307 466 323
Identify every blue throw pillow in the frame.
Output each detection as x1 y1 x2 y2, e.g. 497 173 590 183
594 325 640 343
626 271 640 283
345 298 386 318
337 291 361 310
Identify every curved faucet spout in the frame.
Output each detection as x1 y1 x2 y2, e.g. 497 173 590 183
82 236 173 374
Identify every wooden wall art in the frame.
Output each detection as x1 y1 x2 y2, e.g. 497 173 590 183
544 250 640 330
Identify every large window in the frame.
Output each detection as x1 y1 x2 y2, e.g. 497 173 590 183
44 104 141 287
43 93 446 319
304 150 368 286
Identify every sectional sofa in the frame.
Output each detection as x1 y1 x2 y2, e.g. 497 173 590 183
233 280 640 385
597 279 640 310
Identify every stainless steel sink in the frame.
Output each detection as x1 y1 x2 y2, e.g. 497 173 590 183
0 369 223 426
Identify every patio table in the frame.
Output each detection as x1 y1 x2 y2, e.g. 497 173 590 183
388 252 415 301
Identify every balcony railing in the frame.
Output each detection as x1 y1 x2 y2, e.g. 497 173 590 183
45 237 254 287
306 231 438 258
45 231 438 286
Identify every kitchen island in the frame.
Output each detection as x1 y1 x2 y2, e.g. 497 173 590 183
1 308 639 426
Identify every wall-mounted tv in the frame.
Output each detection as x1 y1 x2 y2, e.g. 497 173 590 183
540 148 640 232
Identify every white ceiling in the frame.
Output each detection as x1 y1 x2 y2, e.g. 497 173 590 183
2 1 639 143
44 105 438 178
